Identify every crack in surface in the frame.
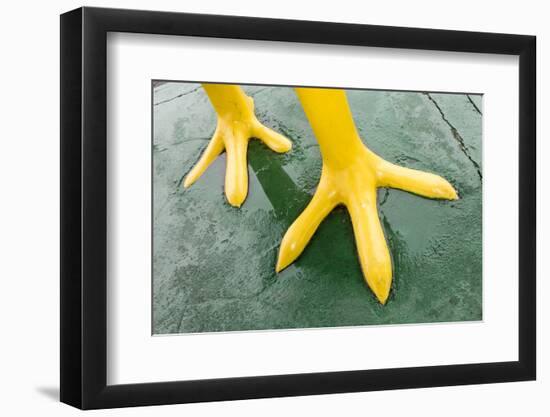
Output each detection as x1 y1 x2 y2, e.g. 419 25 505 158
466 94 482 115
175 172 187 191
154 86 202 106
249 87 270 97
424 93 482 180
379 188 390 206
154 137 210 154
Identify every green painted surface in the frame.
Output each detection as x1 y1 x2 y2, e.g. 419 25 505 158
152 82 482 334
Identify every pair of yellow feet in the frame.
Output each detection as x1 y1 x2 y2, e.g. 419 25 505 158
183 84 458 304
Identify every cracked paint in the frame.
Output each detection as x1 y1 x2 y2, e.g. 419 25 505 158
154 85 202 106
467 94 483 115
424 93 482 180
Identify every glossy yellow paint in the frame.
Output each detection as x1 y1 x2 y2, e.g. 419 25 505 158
184 84 292 207
276 88 458 304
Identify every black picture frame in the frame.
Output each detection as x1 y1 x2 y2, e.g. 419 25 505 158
60 6 536 410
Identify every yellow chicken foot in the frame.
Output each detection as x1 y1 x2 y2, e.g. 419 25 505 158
276 88 458 304
184 84 292 207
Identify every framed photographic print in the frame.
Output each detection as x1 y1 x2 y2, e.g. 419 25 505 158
60 6 536 409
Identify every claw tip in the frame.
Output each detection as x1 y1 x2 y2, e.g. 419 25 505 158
366 271 392 306
275 251 292 273
376 292 390 305
274 140 292 154
226 188 247 208
449 186 459 200
226 195 244 208
275 258 284 273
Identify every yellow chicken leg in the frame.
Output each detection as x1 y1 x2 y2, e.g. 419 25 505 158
276 88 458 304
184 84 292 207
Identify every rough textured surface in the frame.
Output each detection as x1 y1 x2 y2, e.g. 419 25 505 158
152 82 482 334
